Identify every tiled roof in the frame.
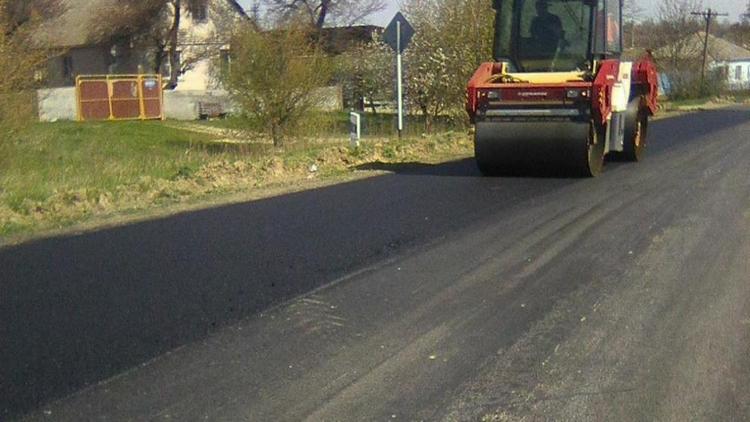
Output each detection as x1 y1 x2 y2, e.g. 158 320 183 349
655 32 750 62
37 0 247 48
37 0 118 47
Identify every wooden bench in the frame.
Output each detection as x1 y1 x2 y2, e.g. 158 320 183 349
198 102 227 119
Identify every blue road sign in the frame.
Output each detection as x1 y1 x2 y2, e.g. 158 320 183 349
383 12 415 54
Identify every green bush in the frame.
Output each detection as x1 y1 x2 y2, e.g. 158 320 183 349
220 24 334 147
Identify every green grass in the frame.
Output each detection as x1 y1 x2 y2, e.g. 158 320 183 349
191 111 465 139
664 98 712 108
662 91 750 110
0 121 231 223
0 116 472 241
730 90 750 102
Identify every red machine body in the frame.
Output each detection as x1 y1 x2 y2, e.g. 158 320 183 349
466 54 658 126
467 0 659 176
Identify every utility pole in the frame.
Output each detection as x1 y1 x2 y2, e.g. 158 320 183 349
691 8 728 93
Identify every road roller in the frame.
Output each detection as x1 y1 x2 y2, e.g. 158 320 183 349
466 0 659 176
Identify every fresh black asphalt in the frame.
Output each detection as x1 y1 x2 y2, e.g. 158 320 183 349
2 108 749 419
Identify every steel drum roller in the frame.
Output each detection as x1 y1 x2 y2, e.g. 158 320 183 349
474 120 598 176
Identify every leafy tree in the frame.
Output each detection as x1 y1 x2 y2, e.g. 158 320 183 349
221 24 333 146
401 0 494 132
265 0 386 29
336 38 393 113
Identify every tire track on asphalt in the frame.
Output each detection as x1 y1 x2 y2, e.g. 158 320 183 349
9 109 750 421
443 115 750 421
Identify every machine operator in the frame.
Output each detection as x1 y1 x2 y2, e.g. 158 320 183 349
530 0 564 53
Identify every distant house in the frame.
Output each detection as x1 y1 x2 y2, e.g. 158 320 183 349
654 32 750 91
317 25 384 55
705 35 750 90
36 0 247 90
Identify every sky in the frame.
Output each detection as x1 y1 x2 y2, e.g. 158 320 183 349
237 0 749 26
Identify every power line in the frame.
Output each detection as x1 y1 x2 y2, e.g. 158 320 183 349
691 8 728 92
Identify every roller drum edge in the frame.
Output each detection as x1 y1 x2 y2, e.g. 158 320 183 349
474 119 594 177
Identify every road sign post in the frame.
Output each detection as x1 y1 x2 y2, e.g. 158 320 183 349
384 13 414 140
397 21 403 138
350 111 361 148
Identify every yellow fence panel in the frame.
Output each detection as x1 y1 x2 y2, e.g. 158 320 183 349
76 75 164 122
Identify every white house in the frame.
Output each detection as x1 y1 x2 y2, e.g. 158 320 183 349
171 1 249 91
655 32 750 92
37 0 247 89
708 37 750 90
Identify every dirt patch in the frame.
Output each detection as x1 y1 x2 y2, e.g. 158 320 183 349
165 122 260 140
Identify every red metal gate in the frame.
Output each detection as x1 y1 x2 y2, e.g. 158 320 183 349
76 75 164 121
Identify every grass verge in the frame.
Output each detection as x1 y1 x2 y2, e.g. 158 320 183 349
0 120 472 246
5 98 734 246
660 92 750 112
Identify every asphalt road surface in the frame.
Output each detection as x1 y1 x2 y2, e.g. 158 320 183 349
2 108 750 421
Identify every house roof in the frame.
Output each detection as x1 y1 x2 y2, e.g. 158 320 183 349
36 0 117 48
37 0 247 48
698 32 750 62
318 25 384 55
655 32 750 63
225 0 247 17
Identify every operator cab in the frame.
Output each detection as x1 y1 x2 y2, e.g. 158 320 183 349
492 0 622 74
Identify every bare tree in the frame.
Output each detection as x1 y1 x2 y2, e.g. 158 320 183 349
647 0 703 58
724 1 750 50
656 0 703 45
724 22 750 52
248 0 264 27
622 1 643 48
2 0 62 34
94 0 238 89
648 0 713 97
265 0 386 29
1 0 62 135
622 1 643 22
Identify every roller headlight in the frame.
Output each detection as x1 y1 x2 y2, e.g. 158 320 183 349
566 89 590 99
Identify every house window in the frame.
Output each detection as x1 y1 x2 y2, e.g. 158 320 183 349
220 48 232 72
605 0 622 53
165 51 182 77
190 3 208 22
62 55 74 80
34 69 47 83
736 65 742 80
220 49 231 65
